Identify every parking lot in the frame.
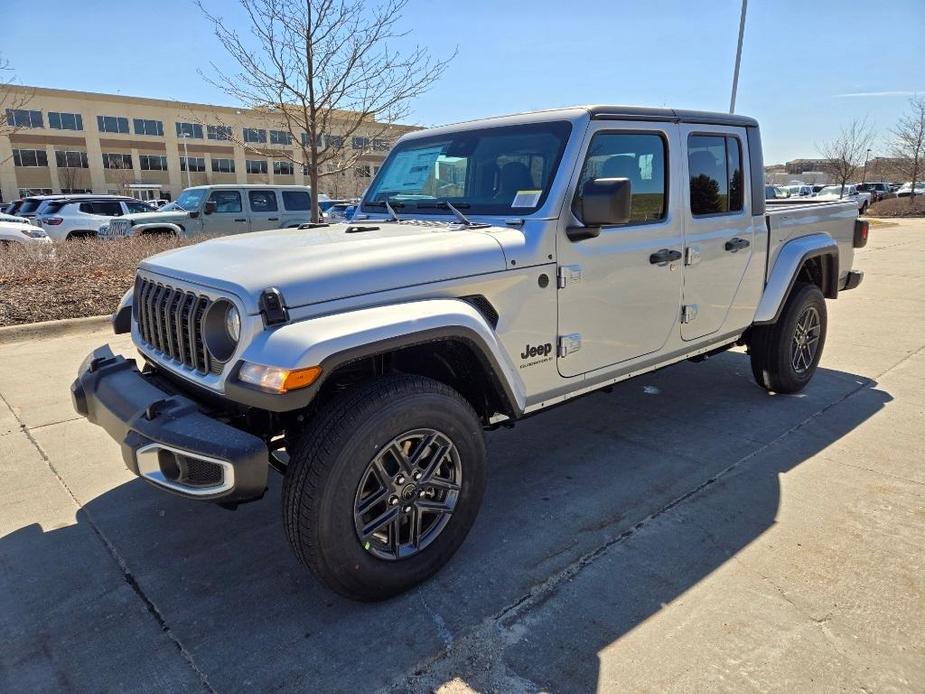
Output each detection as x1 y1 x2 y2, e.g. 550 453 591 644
1 218 923 693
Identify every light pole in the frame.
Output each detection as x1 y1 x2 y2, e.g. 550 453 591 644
180 133 192 189
729 0 748 113
862 148 871 183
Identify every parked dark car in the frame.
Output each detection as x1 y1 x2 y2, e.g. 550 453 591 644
857 182 894 202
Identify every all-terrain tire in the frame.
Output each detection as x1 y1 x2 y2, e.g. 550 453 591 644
282 374 486 601
749 282 827 394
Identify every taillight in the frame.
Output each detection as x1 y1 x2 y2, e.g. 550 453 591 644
853 219 869 248
42 216 63 226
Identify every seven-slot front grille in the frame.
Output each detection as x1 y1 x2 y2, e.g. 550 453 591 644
135 276 217 374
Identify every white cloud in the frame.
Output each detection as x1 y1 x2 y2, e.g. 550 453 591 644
835 90 920 98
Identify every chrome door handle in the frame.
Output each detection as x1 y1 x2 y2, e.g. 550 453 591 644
725 237 750 252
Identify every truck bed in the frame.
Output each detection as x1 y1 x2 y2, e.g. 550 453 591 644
765 199 859 286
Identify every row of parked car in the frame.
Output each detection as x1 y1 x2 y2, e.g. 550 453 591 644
0 185 346 245
764 180 922 214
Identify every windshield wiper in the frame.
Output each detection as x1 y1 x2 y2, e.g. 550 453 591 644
364 200 407 209
415 200 488 228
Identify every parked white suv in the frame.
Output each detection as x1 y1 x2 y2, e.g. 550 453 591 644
0 213 51 244
37 197 154 240
814 184 872 213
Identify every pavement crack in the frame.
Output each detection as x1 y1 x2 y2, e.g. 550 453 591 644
0 391 218 694
420 594 453 651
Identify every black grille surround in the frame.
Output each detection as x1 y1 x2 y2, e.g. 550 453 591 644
135 276 221 375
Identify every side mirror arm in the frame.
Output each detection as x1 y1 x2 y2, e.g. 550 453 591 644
566 225 601 242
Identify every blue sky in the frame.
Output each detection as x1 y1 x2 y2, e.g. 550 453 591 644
3 0 923 163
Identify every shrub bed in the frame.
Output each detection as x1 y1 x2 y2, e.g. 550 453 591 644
868 197 925 218
0 236 196 327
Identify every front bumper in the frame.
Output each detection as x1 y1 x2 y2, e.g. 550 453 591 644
71 345 268 503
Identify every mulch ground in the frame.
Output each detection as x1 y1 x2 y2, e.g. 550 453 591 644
0 236 195 327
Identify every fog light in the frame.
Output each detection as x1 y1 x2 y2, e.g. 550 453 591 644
238 362 322 393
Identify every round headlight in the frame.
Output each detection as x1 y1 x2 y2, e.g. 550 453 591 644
225 304 241 342
203 299 240 363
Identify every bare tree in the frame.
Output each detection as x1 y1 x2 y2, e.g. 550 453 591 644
59 164 88 193
198 0 453 221
818 119 874 195
1 54 33 163
891 95 925 202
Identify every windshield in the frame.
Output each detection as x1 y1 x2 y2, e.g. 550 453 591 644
165 188 208 212
362 121 572 216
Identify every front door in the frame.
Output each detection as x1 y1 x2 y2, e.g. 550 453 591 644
202 189 249 235
247 189 282 231
679 127 754 340
556 123 684 378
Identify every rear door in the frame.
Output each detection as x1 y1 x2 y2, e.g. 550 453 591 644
247 189 282 231
679 126 754 340
556 122 683 377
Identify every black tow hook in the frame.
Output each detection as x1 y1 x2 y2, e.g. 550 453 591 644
144 398 171 421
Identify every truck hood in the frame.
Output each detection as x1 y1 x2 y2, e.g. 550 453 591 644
139 222 510 314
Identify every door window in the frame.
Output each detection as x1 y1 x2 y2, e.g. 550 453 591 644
573 132 668 225
80 201 124 216
209 190 242 213
249 190 278 212
687 135 744 216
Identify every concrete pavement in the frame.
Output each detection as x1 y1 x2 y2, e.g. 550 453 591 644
1 219 923 693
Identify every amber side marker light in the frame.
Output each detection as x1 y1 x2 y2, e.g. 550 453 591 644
238 363 322 394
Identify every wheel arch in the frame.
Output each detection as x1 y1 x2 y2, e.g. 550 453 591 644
225 299 525 421
753 234 839 325
131 222 183 237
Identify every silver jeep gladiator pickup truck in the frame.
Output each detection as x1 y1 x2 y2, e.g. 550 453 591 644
71 105 867 600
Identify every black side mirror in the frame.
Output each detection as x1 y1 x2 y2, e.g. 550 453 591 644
204 200 217 215
568 178 632 241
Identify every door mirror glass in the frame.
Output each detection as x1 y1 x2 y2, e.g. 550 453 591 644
578 177 632 227
204 200 217 215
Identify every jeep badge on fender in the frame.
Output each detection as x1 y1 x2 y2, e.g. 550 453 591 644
71 104 864 601
521 343 553 359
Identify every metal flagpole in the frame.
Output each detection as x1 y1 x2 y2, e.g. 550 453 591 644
729 0 748 113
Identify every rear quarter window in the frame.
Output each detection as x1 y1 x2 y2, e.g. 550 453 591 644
282 191 310 211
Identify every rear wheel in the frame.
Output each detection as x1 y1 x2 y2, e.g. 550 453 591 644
282 374 486 601
749 282 827 394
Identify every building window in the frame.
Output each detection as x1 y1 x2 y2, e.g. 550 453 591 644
133 118 164 136
372 138 389 152
139 154 168 171
48 112 83 131
55 151 90 168
243 128 267 144
322 134 343 150
180 156 206 172
19 188 53 197
211 158 235 173
60 188 92 194
246 159 268 174
97 115 130 134
355 164 371 178
176 122 204 139
270 130 292 145
352 136 370 150
207 124 232 141
102 153 133 169
688 134 744 216
6 109 44 128
273 160 294 176
12 149 48 167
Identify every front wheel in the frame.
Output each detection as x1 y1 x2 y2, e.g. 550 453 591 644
282 374 486 601
749 282 827 394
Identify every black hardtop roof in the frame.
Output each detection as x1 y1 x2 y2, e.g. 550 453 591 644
587 105 759 128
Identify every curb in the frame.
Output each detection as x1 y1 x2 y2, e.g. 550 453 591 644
0 315 112 344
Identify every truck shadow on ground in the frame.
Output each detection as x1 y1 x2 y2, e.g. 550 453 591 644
1 351 892 693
